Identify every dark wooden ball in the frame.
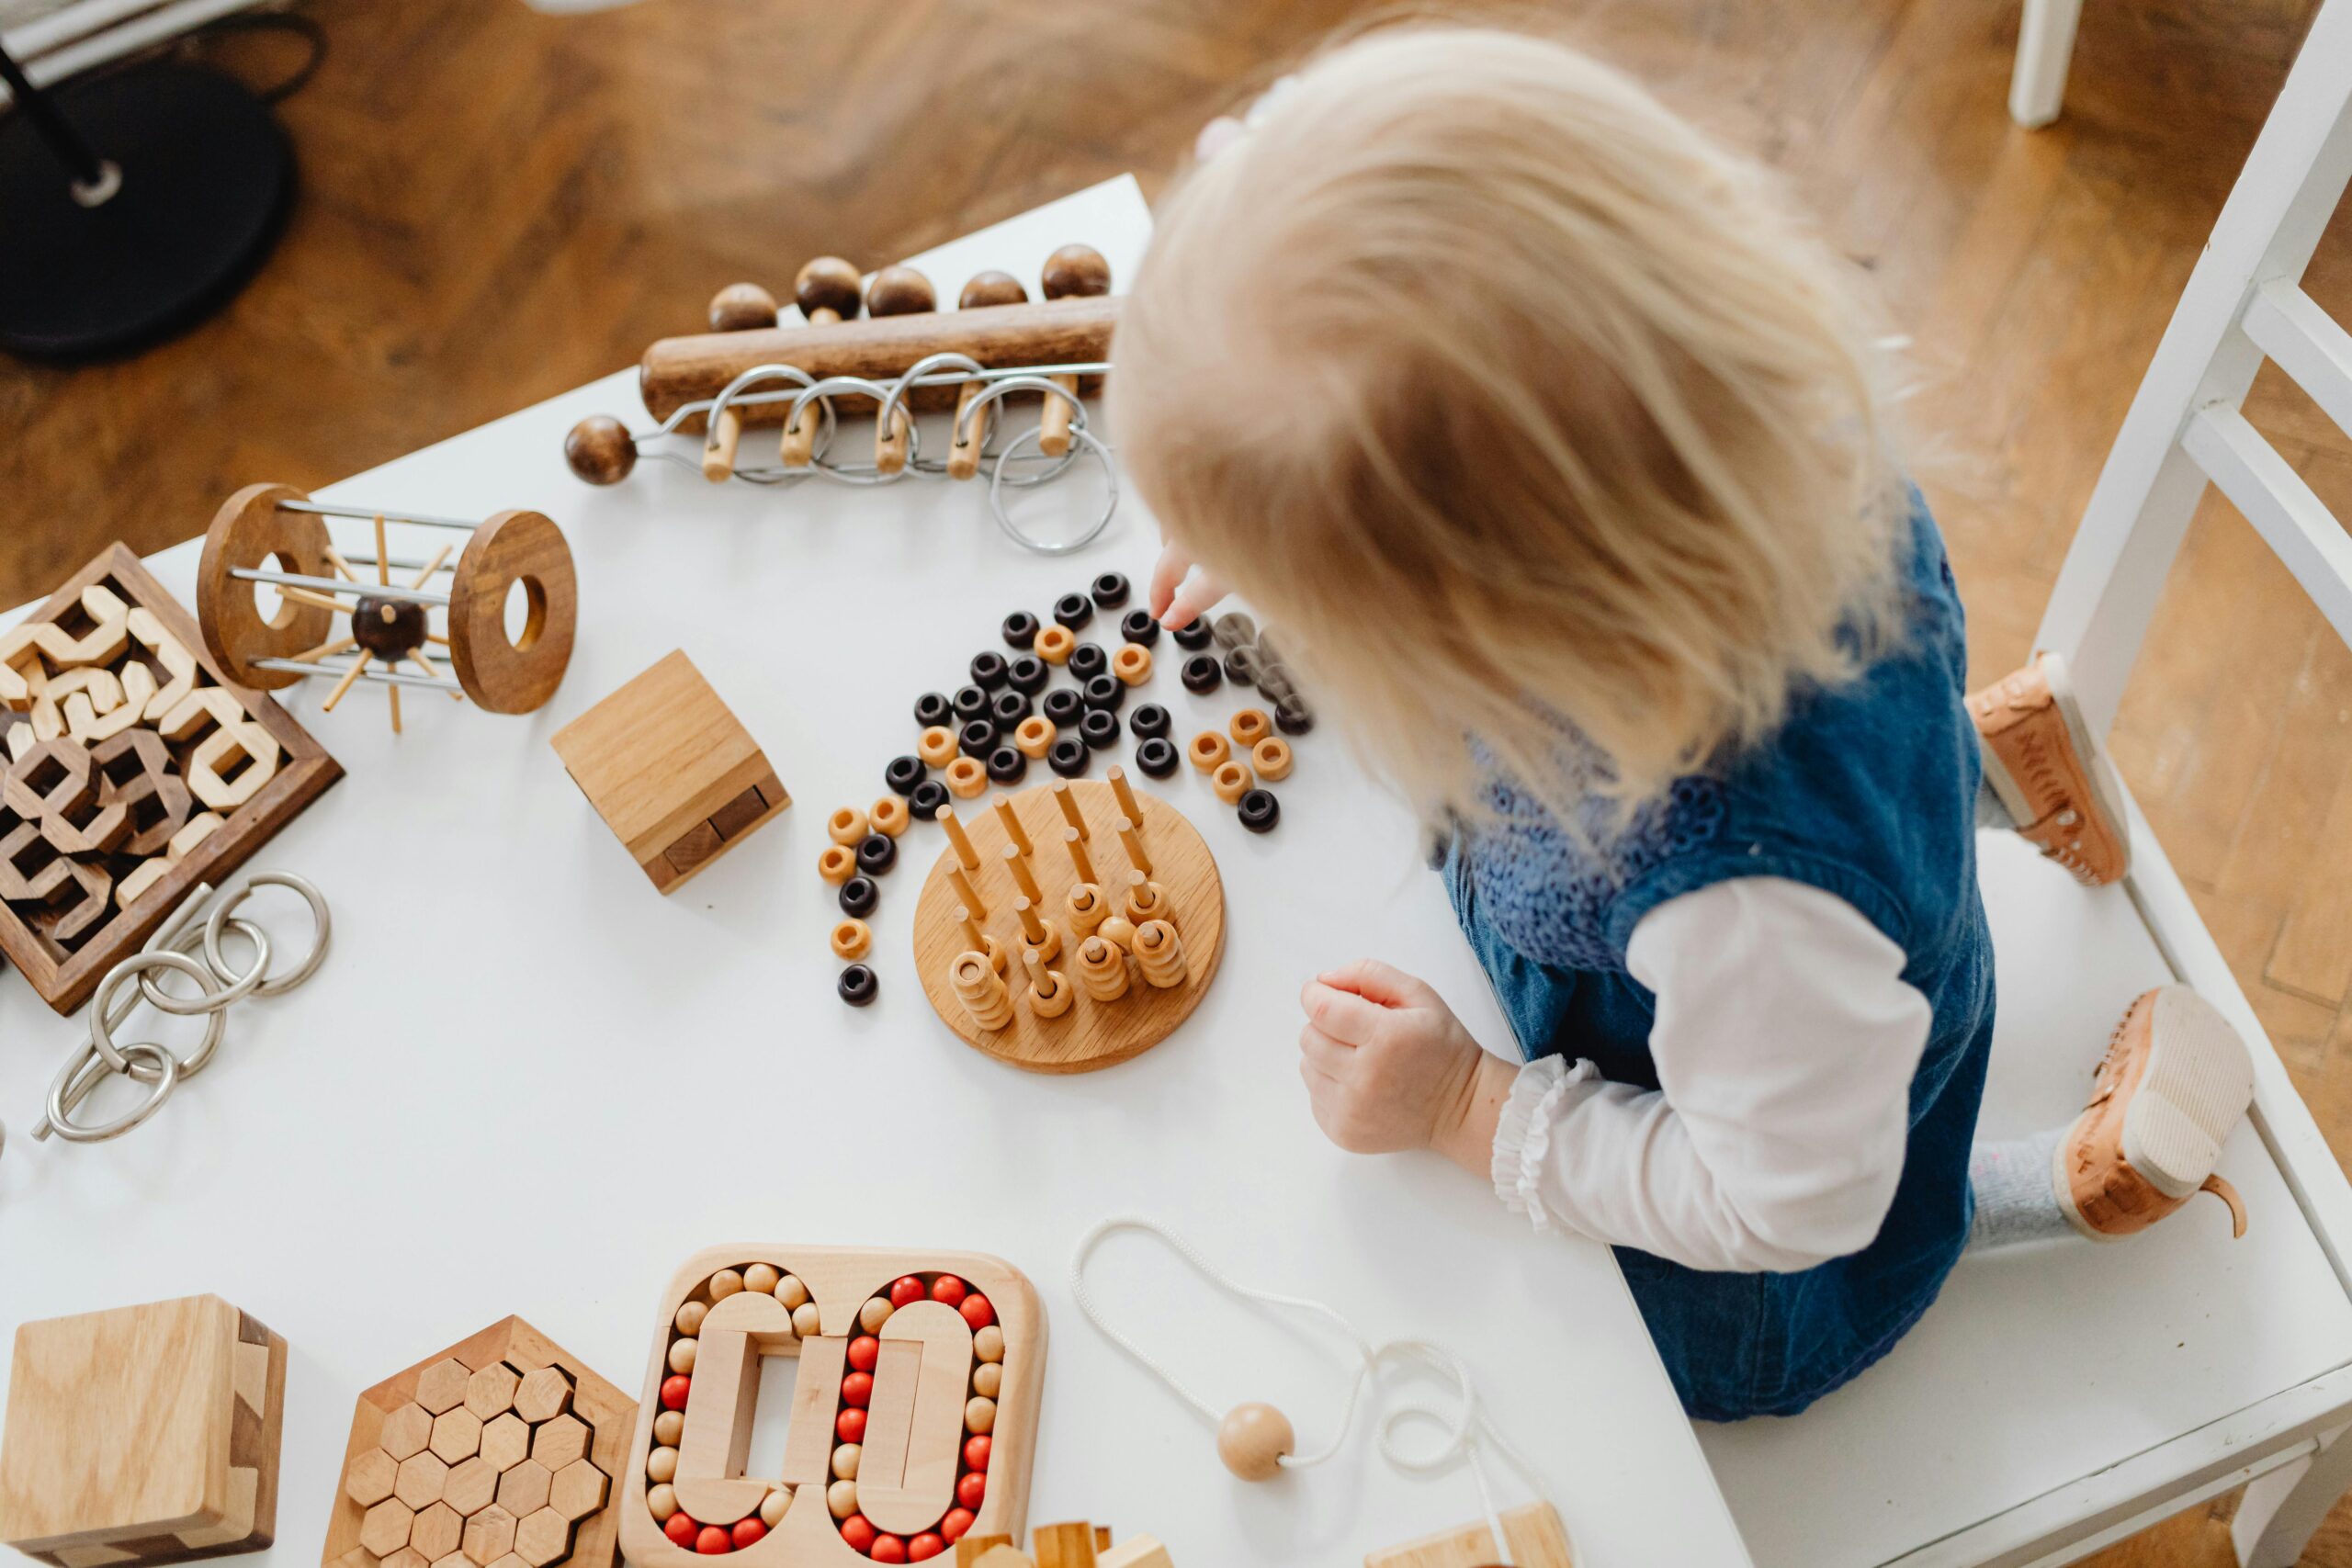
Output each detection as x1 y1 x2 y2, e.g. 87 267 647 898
958 269 1028 310
707 281 779 332
564 415 637 485
352 595 428 659
795 255 864 321
865 265 936 318
1042 243 1112 300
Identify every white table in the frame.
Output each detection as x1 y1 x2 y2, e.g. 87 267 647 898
0 178 1749 1568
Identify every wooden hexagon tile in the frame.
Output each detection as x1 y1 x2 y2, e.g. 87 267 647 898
323 1317 633 1568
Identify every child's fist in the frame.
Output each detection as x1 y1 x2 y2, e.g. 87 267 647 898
1297 960 1502 1161
1148 539 1228 630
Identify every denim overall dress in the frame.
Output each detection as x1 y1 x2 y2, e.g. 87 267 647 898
1443 499 1996 1420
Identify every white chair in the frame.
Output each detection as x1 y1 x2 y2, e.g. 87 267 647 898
1702 6 2352 1565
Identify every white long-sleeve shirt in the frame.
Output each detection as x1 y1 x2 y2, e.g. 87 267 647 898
1488 876 1932 1272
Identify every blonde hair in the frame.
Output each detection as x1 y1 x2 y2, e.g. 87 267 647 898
1112 27 1908 830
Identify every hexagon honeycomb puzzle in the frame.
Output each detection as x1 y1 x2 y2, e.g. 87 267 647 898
323 1317 634 1568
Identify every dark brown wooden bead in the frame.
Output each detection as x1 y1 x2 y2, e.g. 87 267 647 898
707 281 779 332
352 595 428 658
563 415 637 485
866 265 936 318
795 255 863 322
1042 243 1112 300
959 269 1028 310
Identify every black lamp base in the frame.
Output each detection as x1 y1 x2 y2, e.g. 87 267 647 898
0 56 294 360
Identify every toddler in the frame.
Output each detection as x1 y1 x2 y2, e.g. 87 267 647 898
1112 28 2257 1419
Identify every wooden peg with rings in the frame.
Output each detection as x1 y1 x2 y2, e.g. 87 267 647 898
195 483 579 734
560 243 1122 556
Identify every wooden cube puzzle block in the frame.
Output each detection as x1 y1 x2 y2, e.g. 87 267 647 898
322 1317 636 1568
1361 1503 1573 1568
549 651 788 894
0 1293 288 1567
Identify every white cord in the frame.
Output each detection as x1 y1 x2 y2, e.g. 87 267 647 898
1069 1216 1564 1567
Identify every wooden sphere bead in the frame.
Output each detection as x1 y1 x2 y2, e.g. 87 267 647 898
777 1273 810 1308
564 415 637 485
653 1411 684 1447
796 255 863 321
820 844 857 885
826 1479 860 1519
1114 644 1153 685
1216 1403 1295 1482
1252 737 1294 781
352 595 427 659
649 1482 680 1521
918 726 959 767
1035 625 1076 665
974 1325 1004 1363
759 1488 791 1527
794 1302 823 1337
945 757 988 798
870 796 910 837
1213 760 1254 804
675 1300 708 1336
1229 707 1272 748
832 1443 862 1480
710 1269 743 1300
669 1337 698 1374
972 1362 1002 1399
866 265 936 318
958 269 1028 310
1188 731 1231 772
859 1298 894 1333
648 1445 680 1483
709 281 780 332
1096 915 1136 952
831 919 873 961
964 1396 996 1434
744 1262 781 1294
829 806 870 846
1042 243 1113 299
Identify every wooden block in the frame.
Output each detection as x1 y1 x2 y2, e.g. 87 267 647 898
1362 1503 1574 1568
1096 1536 1172 1568
551 651 786 895
707 784 767 841
671 1292 794 1527
857 1303 970 1535
854 1341 923 1494
322 1318 636 1568
0 1294 288 1567
1030 1521 1099 1568
778 1334 847 1489
956 1538 1017 1568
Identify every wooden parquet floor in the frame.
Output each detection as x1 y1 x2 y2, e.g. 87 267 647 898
5 0 2350 1560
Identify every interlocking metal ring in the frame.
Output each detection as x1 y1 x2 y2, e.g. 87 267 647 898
139 916 271 1016
89 952 227 1077
989 423 1120 557
43 1040 180 1144
204 871 331 996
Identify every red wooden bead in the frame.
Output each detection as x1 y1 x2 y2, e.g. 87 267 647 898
848 1336 881 1372
871 1536 909 1564
662 1374 693 1410
840 1516 876 1553
940 1509 975 1543
908 1533 945 1561
732 1519 767 1549
888 1276 926 1309
665 1514 701 1548
842 1371 874 1407
958 1294 994 1331
928 1275 967 1308
956 1472 986 1509
836 1408 867 1443
695 1525 731 1554
962 1434 990 1472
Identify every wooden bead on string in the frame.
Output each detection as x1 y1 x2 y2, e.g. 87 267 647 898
1133 919 1186 988
565 414 638 485
1014 716 1057 759
1229 707 1272 748
960 913 1008 976
1122 869 1170 926
1052 778 1091 840
919 726 959 767
946 756 989 798
870 795 910 837
939 806 982 872
952 951 1014 1031
829 806 870 846
1251 737 1293 782
1108 765 1145 829
1074 934 1129 1002
1188 731 1231 773
1213 760 1254 804
1216 1402 1295 1482
820 844 857 884
992 792 1033 855
1013 896 1062 964
1022 947 1073 1019
1065 881 1108 938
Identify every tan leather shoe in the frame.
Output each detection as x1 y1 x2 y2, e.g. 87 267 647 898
2058 986 2254 1242
1969 651 2131 886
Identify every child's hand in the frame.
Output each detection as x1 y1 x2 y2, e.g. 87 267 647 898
1297 960 1514 1171
1148 539 1229 630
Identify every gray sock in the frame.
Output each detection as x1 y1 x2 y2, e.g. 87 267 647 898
1966 1128 2076 1250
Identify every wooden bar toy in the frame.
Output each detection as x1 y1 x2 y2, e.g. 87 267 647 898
551 651 789 895
991 793 1033 856
1114 815 1151 878
198 483 579 730
1062 828 1096 888
940 806 983 873
1106 766 1144 828
0 1295 288 1568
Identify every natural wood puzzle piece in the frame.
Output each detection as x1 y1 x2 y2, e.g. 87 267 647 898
0 1293 288 1568
1361 1503 1573 1568
550 651 789 894
913 781 1223 1073
322 1317 635 1568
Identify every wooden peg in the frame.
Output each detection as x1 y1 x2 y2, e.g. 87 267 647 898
1122 870 1168 926
940 806 982 872
992 792 1033 856
1074 934 1129 1003
949 864 989 922
1065 881 1108 938
323 651 372 712
1115 814 1152 876
866 266 935 475
703 402 744 482
1014 897 1061 963
951 270 1028 479
1062 826 1096 886
1053 779 1090 840
1004 842 1045 905
1038 244 1111 457
1133 919 1187 988
961 914 1008 976
1107 765 1144 828
1022 945 1073 1018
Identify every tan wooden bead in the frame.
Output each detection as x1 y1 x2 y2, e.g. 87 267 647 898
1073 935 1129 1003
1035 625 1076 664
1188 731 1231 772
827 1479 860 1519
1212 760 1253 805
759 1488 791 1527
820 844 857 885
1113 643 1153 685
954 949 1015 1031
870 795 910 837
1134 919 1187 989
709 1269 744 1300
965 1396 997 1434
1014 716 1057 759
859 1298 894 1334
918 725 959 766
648 1483 680 1521
945 756 988 798
793 1302 822 1337
827 806 869 845
647 1447 679 1483
1229 707 1272 748
1217 1402 1295 1482
668 1338 697 1374
832 1442 862 1480
675 1299 708 1336
775 1273 810 1309
1122 873 1169 925
975 1325 1005 1363
1096 915 1137 953
653 1411 684 1448
1065 882 1109 937
744 1263 781 1294
972 1362 1003 1399
831 919 873 960
1023 947 1072 1018
1251 737 1293 781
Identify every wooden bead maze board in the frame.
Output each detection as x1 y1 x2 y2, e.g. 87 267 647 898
617 1247 1043 1566
911 780 1223 1073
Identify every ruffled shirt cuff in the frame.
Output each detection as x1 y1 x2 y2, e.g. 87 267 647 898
1491 1055 1602 1233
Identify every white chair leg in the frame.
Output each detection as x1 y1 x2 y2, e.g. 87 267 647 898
2233 1422 2352 1567
2010 0 2084 128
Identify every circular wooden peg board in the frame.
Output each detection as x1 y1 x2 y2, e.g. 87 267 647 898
913 779 1224 1073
